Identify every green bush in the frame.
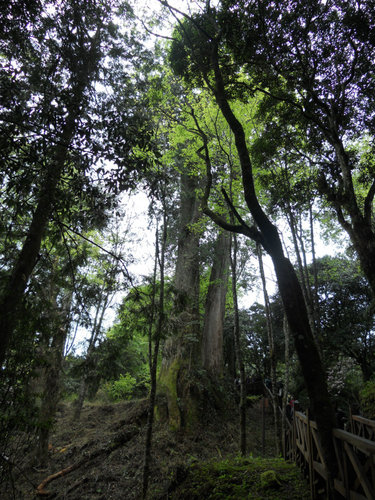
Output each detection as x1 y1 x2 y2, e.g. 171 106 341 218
132 365 151 398
359 380 375 419
105 373 137 401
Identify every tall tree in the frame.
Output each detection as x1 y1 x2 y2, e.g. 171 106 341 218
0 0 156 365
157 170 201 430
168 5 337 483
142 190 168 499
256 160 323 347
0 1 102 364
257 243 281 454
221 0 375 299
35 285 72 465
230 232 247 456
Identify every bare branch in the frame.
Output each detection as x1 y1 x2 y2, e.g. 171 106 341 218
137 16 176 41
55 221 139 291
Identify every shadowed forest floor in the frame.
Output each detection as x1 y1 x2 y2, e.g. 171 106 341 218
2 399 309 499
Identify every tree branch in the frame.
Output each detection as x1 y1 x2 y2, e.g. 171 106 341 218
221 187 264 242
54 221 144 295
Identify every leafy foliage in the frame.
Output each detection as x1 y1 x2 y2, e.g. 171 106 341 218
313 256 375 380
360 380 375 419
103 373 138 401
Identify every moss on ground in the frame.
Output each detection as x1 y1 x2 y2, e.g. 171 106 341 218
168 455 310 499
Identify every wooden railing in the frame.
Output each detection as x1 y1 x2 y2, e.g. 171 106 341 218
350 413 375 442
285 411 375 499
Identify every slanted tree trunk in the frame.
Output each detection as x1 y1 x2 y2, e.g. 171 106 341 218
0 33 101 366
257 243 281 454
285 202 319 348
157 172 201 431
201 229 230 376
200 44 337 484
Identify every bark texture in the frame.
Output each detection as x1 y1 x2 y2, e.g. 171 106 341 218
257 243 281 454
201 230 230 375
157 173 201 430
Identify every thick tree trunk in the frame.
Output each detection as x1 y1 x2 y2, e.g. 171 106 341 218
201 230 230 375
346 220 375 297
157 173 201 431
271 253 336 467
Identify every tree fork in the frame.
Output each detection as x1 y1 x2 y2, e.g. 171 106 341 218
209 42 338 483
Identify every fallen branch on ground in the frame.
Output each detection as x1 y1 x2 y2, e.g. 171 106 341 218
36 426 138 496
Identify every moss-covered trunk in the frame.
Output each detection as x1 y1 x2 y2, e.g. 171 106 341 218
157 173 201 431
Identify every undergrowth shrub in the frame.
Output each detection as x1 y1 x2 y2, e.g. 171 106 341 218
104 373 137 401
360 380 375 419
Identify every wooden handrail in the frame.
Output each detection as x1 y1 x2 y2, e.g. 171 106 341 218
351 415 375 429
284 412 375 499
333 428 375 454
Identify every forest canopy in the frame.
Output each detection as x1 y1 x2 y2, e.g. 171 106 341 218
1 1 375 498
